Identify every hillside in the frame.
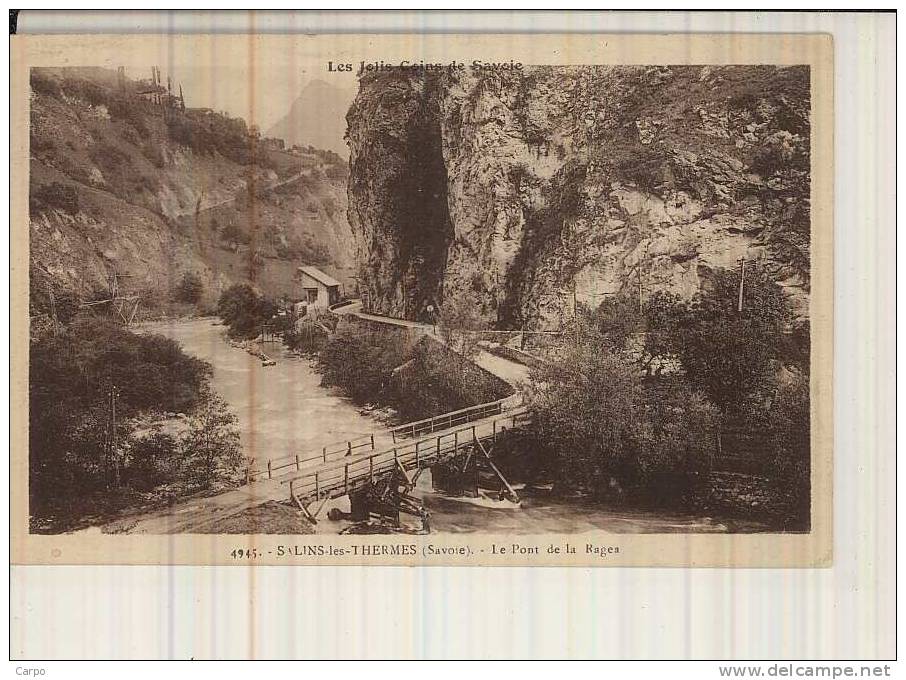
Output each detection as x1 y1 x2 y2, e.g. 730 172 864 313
266 79 356 158
346 65 811 327
28 67 354 319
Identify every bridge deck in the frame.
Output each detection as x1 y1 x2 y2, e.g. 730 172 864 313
283 408 530 508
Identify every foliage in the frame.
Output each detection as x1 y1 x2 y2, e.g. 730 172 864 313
592 292 642 349
107 97 148 136
30 70 61 97
283 317 329 355
30 182 80 216
29 318 215 524
174 271 204 304
178 392 244 489
218 220 251 245
216 284 276 339
318 323 410 405
125 431 179 491
529 331 718 504
61 77 110 107
673 267 791 416
635 381 720 499
438 293 485 359
765 371 811 529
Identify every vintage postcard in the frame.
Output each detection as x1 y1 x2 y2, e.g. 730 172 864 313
10 32 833 566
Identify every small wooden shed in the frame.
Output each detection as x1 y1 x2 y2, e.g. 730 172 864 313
296 265 342 309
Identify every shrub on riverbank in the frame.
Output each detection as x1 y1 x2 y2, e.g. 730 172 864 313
318 319 511 422
216 283 276 339
528 328 719 508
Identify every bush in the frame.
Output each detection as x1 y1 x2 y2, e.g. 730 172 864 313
216 284 276 338
529 329 718 505
126 431 179 491
174 272 204 304
179 392 243 489
61 77 109 107
766 372 810 529
30 70 61 97
673 267 791 417
318 323 409 405
30 182 80 216
107 97 149 136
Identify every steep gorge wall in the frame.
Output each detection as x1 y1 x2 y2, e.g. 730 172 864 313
347 65 811 329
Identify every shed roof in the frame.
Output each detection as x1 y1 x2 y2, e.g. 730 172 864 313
297 265 341 288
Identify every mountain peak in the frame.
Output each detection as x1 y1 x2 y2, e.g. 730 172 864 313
266 79 356 158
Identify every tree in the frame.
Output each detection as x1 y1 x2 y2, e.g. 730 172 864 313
672 267 791 416
531 337 640 493
766 371 811 529
438 294 484 360
216 284 276 338
179 392 243 489
126 431 179 491
529 325 718 503
174 271 204 304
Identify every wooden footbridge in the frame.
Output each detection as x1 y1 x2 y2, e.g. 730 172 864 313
282 405 530 527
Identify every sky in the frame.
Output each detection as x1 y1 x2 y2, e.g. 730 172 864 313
31 35 362 131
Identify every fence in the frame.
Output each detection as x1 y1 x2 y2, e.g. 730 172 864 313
387 398 510 442
245 433 376 482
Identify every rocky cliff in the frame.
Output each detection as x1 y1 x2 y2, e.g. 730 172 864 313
346 65 810 328
28 67 354 315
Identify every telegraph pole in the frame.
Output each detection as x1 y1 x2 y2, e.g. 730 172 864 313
49 289 59 338
110 385 121 489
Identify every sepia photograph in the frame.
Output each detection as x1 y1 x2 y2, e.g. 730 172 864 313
11 32 833 566
9 12 898 665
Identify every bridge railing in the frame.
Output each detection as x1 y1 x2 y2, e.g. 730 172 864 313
284 409 531 505
246 433 376 483
387 398 510 443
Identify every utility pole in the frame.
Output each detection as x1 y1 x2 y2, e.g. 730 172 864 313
737 257 747 312
49 289 59 338
573 278 579 349
638 262 643 313
110 385 121 489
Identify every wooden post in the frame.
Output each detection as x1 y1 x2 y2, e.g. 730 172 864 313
392 430 397 444
347 441 352 457
737 257 746 312
370 433 375 451
267 459 272 479
454 430 458 456
315 472 320 499
369 457 374 483
415 441 420 467
344 463 349 493
323 446 327 462
295 454 300 471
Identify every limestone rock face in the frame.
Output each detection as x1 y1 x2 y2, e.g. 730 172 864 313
347 65 810 328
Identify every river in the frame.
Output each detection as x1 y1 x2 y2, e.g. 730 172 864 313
144 318 760 534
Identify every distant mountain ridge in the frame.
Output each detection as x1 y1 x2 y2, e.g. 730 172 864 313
266 79 356 158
